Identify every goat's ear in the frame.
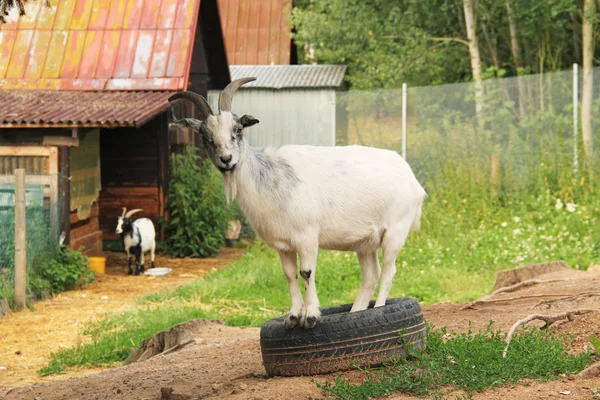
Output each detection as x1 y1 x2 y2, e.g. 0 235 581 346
240 115 259 128
172 118 202 131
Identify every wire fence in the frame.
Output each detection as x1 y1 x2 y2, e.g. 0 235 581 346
338 66 600 198
0 172 62 307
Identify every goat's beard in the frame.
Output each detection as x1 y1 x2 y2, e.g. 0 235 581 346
223 171 237 205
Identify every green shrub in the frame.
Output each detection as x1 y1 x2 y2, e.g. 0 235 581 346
39 247 93 294
161 145 229 257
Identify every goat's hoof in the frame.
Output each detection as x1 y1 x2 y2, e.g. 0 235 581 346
127 270 133 275
134 270 140 276
304 316 318 329
140 265 145 272
284 314 299 329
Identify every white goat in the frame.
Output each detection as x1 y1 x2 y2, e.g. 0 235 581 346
169 78 426 329
115 208 156 276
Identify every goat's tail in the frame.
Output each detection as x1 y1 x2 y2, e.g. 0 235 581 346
410 189 427 232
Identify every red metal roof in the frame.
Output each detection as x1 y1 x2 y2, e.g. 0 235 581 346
0 0 201 91
0 91 175 127
217 0 292 65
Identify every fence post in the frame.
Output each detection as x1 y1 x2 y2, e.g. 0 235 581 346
573 63 579 172
14 168 27 310
402 83 407 160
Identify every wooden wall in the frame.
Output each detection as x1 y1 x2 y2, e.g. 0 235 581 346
70 204 102 256
99 113 169 245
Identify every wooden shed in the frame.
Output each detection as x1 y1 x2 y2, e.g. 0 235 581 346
0 0 230 255
208 65 347 147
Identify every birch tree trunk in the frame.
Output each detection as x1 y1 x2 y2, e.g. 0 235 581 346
463 0 484 125
581 0 595 162
505 0 526 118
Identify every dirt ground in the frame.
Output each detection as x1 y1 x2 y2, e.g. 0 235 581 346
0 248 244 387
1 260 600 400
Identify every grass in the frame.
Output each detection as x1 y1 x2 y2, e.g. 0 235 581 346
39 192 600 376
38 116 600 384
317 323 594 400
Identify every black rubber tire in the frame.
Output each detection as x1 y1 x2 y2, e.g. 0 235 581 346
260 297 426 377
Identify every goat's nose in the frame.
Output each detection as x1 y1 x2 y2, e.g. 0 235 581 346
220 154 232 164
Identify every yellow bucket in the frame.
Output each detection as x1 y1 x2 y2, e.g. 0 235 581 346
88 256 106 274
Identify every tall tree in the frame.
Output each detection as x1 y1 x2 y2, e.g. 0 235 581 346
581 0 596 162
505 0 527 117
463 0 484 120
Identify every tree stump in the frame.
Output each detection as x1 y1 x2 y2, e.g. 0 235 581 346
493 261 570 290
122 319 223 365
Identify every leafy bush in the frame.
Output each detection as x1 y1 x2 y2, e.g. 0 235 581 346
227 200 255 239
39 247 92 294
161 145 229 257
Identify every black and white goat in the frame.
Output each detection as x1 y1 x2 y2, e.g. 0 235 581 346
115 208 156 275
168 78 426 329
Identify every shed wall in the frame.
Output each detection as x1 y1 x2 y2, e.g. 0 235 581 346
207 89 336 147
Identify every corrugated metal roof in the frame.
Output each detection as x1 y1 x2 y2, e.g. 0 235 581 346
0 91 175 127
0 0 201 91
229 65 347 89
217 0 292 65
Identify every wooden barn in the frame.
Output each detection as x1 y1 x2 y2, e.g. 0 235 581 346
0 0 230 255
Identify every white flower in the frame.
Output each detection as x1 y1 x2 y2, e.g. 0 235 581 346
555 198 564 210
501 222 508 227
513 228 521 236
513 216 520 223
566 203 577 212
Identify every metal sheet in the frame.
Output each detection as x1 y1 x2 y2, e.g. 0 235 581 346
229 65 347 89
218 0 292 65
0 0 201 91
208 88 337 147
0 91 176 128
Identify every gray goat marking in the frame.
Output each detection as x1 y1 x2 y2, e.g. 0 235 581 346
248 149 300 201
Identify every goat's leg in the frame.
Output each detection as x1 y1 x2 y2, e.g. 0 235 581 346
351 251 381 312
298 242 320 329
375 225 410 307
126 249 133 275
140 250 145 273
134 247 142 276
151 243 156 269
278 250 303 329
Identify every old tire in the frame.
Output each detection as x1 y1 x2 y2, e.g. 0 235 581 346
260 297 426 377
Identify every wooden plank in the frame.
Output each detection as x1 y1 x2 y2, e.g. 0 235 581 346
101 186 159 196
14 169 26 310
0 175 53 185
70 218 100 241
70 204 99 224
70 230 103 255
0 147 51 157
43 136 80 147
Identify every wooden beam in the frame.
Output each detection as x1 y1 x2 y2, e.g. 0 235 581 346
60 146 71 245
0 175 54 185
14 169 27 310
0 146 52 157
0 123 134 129
43 136 80 147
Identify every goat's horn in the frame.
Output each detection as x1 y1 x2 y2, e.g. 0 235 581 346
121 207 127 218
218 77 256 113
168 92 213 120
125 209 143 218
